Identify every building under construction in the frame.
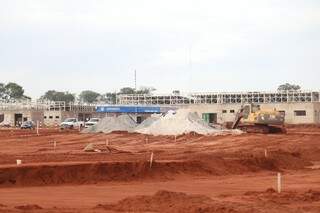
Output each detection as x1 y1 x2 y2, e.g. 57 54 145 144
1 90 320 126
0 101 99 127
117 90 320 124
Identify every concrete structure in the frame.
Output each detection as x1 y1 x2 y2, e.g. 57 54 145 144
0 101 101 127
43 111 104 126
184 102 320 124
1 91 320 126
0 109 43 127
118 91 320 105
118 91 320 125
43 102 102 126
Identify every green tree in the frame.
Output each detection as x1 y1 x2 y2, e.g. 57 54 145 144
79 90 101 103
0 83 5 100
136 86 156 95
99 86 157 105
118 86 156 95
101 92 117 104
277 83 301 92
119 87 135 94
4 82 25 99
0 82 28 101
41 90 75 103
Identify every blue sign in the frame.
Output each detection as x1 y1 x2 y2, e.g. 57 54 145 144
96 106 161 113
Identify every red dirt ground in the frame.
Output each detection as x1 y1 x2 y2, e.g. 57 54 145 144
0 127 319 212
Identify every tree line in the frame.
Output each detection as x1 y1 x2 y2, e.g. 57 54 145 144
0 82 155 104
0 82 302 103
40 86 155 104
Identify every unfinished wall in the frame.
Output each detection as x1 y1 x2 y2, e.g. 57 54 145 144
0 110 44 126
43 111 63 126
185 102 317 124
313 103 320 124
260 103 315 124
1 112 14 126
185 104 241 124
43 111 106 126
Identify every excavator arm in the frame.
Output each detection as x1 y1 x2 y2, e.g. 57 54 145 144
232 108 244 129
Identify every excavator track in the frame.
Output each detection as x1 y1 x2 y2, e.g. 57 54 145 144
238 124 286 134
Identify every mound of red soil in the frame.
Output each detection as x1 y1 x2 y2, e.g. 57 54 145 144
0 149 311 187
268 150 312 170
239 150 311 171
14 204 42 210
0 161 220 187
95 190 241 213
244 189 320 204
286 124 320 129
190 150 310 174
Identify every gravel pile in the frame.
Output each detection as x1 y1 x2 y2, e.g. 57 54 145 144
135 109 240 136
135 114 161 130
82 114 137 133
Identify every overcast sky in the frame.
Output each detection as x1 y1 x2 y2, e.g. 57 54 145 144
0 0 319 98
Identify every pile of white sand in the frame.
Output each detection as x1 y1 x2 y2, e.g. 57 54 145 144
135 114 161 130
82 109 242 136
135 109 237 136
82 114 137 133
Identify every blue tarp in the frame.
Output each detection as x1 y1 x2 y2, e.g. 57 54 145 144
96 106 161 113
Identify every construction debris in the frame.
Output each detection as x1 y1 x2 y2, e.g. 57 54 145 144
83 143 131 153
83 143 98 152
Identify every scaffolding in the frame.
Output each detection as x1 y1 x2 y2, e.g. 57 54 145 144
0 101 96 112
1 91 319 110
117 91 320 105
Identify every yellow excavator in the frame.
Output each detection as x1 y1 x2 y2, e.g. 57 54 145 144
232 104 286 133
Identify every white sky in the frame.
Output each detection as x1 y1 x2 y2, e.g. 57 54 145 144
0 0 319 98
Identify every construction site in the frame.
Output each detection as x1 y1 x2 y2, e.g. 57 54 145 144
1 90 320 127
1 0 320 211
0 90 320 213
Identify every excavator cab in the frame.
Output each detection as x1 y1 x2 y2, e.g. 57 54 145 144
241 105 255 118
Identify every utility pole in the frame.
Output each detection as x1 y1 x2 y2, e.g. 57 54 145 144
134 70 137 92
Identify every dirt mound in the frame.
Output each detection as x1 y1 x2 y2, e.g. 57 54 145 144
14 204 42 210
0 150 310 187
95 190 241 213
266 188 277 193
237 150 311 171
286 124 320 129
0 161 220 187
188 151 310 174
268 150 312 170
240 157 279 171
244 189 320 204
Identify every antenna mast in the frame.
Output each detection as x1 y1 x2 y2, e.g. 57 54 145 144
134 70 137 91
